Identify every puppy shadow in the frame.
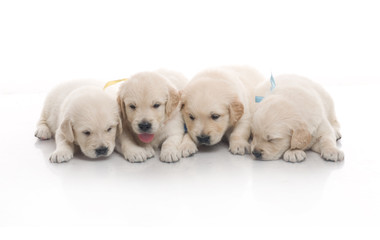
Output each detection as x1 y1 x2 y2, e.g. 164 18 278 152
248 150 344 214
34 138 55 160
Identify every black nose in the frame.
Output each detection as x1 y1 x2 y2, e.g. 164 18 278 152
197 135 210 145
252 150 262 159
138 121 152 132
96 146 109 156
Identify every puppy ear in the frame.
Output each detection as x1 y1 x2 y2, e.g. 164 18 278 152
166 86 180 117
60 118 74 143
117 96 127 121
290 123 312 150
117 114 123 136
229 100 244 126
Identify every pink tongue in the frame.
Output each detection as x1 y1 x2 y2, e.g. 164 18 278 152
138 133 155 143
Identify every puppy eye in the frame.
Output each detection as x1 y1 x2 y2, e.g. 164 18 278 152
107 127 112 132
83 131 91 136
129 104 136 110
189 114 195 120
211 114 220 120
153 103 161 109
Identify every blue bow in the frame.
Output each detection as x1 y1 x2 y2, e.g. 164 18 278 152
255 74 276 103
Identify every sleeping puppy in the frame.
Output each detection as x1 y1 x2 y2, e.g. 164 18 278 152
181 66 265 154
35 80 122 163
250 74 344 162
117 69 197 163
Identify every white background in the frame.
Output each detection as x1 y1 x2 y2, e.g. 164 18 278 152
0 0 379 239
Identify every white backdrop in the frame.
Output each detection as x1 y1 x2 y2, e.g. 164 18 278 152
1 0 379 94
1 1 380 240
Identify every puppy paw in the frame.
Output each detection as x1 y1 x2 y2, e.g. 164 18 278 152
35 125 52 140
179 139 198 158
50 149 73 163
229 140 250 155
335 129 342 141
123 146 154 163
283 150 306 163
321 147 344 162
160 148 181 163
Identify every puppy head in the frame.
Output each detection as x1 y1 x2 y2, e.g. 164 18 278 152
60 87 122 158
250 96 311 160
118 71 180 144
181 77 244 146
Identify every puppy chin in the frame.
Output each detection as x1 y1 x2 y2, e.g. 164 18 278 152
261 152 283 161
209 135 223 145
81 150 98 159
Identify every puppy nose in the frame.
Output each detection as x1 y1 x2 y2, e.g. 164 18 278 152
197 135 210 145
252 150 262 159
95 146 109 156
138 121 152 132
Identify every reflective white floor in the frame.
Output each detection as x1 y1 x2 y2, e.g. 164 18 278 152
0 84 379 239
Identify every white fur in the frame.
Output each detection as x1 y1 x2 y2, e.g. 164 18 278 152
35 80 121 163
181 66 265 155
250 74 344 162
117 69 197 163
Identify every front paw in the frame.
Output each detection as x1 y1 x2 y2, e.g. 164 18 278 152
283 150 306 163
179 139 198 158
321 147 344 162
160 147 181 163
123 146 155 163
35 125 52 140
50 149 73 163
229 139 250 155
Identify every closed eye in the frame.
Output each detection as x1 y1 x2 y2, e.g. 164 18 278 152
268 138 280 143
189 114 195 120
107 127 112 132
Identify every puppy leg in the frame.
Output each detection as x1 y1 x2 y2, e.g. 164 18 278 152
283 149 307 163
331 120 342 140
179 133 198 158
116 131 155 163
228 120 250 155
312 121 344 162
35 112 52 140
160 135 182 163
50 133 74 163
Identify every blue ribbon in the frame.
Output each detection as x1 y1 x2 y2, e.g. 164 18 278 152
255 73 276 103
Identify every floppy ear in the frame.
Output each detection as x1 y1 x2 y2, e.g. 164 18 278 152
166 86 180 117
117 113 123 136
229 100 244 126
60 118 74 143
117 96 127 121
290 123 312 150
179 90 186 111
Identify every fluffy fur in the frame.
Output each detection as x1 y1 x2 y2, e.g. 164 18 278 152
35 80 122 163
250 74 344 162
181 66 265 154
117 69 197 163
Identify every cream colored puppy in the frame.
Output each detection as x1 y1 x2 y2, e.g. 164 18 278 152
117 69 196 163
35 80 122 163
181 66 265 154
250 74 344 162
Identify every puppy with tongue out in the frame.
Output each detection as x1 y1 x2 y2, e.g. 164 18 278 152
116 69 198 163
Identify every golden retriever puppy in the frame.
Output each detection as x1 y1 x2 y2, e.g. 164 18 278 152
117 69 196 163
250 74 344 162
35 80 122 163
181 66 265 154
